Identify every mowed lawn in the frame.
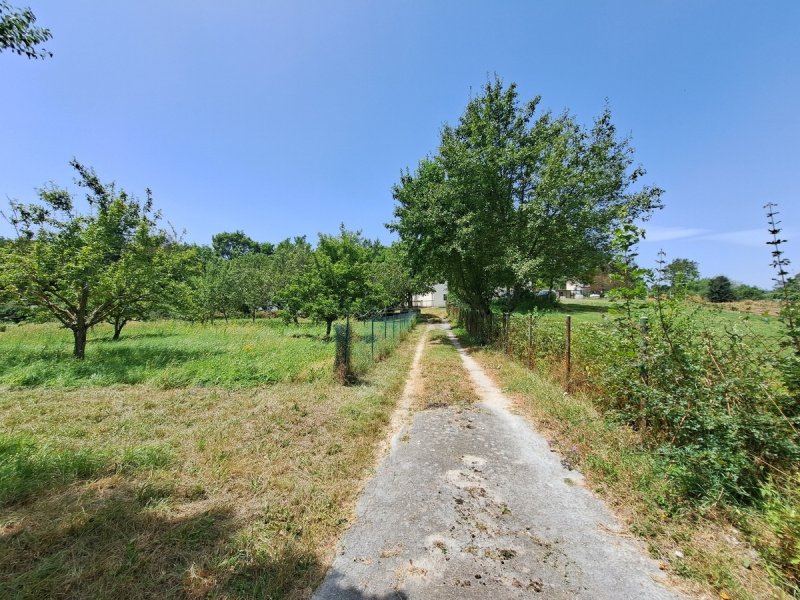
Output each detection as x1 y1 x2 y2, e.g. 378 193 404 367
0 319 334 388
0 317 424 599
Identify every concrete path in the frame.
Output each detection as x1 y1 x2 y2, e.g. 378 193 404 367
314 323 683 600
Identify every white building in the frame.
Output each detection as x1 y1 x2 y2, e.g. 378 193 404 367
558 281 592 299
412 283 448 308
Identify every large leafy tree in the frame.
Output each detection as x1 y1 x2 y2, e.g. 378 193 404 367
0 161 182 358
271 236 313 322
373 242 434 309
229 253 276 322
297 227 384 338
664 257 700 291
0 2 51 59
212 230 273 259
391 78 662 315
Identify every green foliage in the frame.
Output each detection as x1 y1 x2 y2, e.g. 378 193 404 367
491 301 798 506
211 230 273 259
0 1 51 59
0 161 189 358
758 474 800 592
664 258 699 293
732 283 769 300
707 275 736 303
606 220 649 321
295 227 389 336
391 77 662 317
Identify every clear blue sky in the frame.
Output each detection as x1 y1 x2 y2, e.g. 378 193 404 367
2 1 798 288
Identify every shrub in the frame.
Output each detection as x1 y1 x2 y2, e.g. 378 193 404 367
707 275 736 303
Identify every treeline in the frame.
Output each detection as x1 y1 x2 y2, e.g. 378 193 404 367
590 257 775 302
0 161 429 358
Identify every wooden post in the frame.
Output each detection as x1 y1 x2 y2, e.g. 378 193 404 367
565 315 572 392
371 317 375 361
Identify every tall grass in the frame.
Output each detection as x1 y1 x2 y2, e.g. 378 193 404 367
0 319 333 388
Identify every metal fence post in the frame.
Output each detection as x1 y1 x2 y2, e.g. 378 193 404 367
638 316 649 430
346 314 351 375
527 312 533 370
565 315 572 392
371 317 374 361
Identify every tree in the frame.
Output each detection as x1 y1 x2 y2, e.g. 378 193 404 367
212 230 273 259
372 243 434 310
390 78 662 318
663 258 699 291
272 236 313 322
707 275 736 303
733 283 768 301
104 243 196 339
0 2 51 59
297 227 384 338
229 253 276 322
0 161 180 358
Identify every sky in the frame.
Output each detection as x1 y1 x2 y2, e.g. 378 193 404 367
1 1 798 288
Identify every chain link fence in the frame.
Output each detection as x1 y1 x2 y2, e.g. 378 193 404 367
334 310 419 383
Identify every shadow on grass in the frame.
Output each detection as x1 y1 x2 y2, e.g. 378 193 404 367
0 346 222 387
417 312 444 324
555 302 609 315
0 482 324 599
93 330 180 343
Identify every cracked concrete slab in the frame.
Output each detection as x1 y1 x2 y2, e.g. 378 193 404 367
313 323 684 600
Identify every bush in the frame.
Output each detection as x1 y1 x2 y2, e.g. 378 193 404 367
497 300 799 505
707 275 736 303
759 474 800 592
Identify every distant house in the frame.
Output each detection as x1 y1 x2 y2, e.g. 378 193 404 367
557 281 591 299
412 283 448 308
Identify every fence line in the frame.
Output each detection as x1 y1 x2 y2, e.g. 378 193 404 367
447 303 785 395
334 310 419 383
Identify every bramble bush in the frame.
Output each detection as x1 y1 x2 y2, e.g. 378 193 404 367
491 301 798 506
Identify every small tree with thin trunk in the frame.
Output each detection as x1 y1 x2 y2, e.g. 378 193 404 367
0 160 178 358
297 227 383 338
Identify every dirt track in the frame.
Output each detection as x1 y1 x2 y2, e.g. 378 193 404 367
313 323 683 599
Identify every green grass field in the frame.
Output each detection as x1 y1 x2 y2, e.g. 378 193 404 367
551 297 784 341
0 319 334 388
0 316 425 599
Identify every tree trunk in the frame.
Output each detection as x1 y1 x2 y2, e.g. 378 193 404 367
73 326 87 359
325 318 334 339
112 316 127 340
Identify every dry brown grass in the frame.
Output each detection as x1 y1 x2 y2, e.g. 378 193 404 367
0 326 424 599
414 327 478 410
692 297 782 317
463 345 790 600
